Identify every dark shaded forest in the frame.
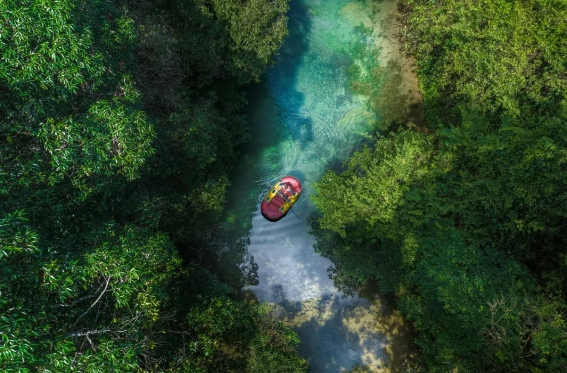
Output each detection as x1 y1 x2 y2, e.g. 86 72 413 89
312 0 567 372
0 0 309 371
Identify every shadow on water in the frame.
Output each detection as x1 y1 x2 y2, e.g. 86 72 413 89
306 208 417 372
268 0 315 148
212 0 313 293
265 284 415 373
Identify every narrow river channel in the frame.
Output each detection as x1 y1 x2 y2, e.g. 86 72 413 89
222 0 419 371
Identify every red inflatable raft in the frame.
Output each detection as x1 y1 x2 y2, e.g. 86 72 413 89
261 176 302 222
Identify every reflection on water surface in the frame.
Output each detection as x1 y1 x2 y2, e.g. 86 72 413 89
222 0 420 371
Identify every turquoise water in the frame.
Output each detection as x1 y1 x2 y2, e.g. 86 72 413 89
222 0 396 371
256 0 376 194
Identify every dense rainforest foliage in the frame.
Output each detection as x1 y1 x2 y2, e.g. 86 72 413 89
313 0 567 372
0 0 309 371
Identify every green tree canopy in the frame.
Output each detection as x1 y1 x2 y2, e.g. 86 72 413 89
1 0 307 371
313 0 567 371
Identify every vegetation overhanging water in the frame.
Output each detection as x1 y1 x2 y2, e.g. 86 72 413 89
222 0 417 371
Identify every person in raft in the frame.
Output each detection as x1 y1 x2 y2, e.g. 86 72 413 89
278 183 292 200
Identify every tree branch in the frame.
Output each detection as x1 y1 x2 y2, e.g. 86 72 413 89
66 329 128 338
73 274 111 326
67 329 111 337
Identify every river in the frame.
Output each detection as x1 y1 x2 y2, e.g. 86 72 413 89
221 0 420 371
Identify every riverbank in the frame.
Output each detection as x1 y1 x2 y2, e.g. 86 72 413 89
341 0 426 133
374 0 426 132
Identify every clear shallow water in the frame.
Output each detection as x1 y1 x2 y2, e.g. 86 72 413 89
221 0 405 371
